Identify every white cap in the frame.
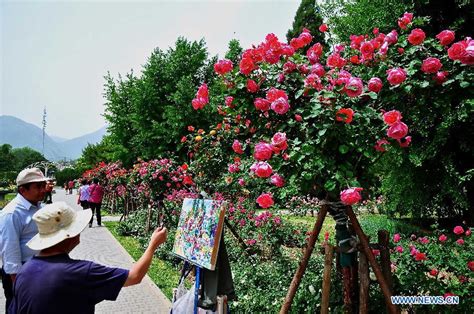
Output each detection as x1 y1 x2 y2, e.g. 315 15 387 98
16 168 49 186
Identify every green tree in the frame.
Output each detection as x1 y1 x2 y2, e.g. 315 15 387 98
75 137 116 173
286 0 326 49
0 144 16 172
224 39 243 64
54 167 82 187
12 147 47 171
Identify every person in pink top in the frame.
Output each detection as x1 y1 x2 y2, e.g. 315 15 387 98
87 178 104 227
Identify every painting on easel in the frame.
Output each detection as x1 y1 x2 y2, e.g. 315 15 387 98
172 198 226 270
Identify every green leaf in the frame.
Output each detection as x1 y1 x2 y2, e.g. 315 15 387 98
324 180 336 191
460 81 470 88
339 145 349 154
318 129 327 136
295 89 304 99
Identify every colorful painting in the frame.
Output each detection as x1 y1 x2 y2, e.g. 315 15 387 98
172 198 226 270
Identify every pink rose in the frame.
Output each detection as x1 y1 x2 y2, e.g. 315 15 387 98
256 193 274 209
254 98 270 111
283 61 297 73
344 77 363 98
225 96 234 107
421 57 442 74
340 187 363 205
436 30 455 46
254 142 273 160
397 136 412 148
266 87 288 102
252 161 273 178
228 163 240 173
232 140 244 154
408 28 426 45
270 174 285 187
360 41 374 57
271 97 290 115
393 233 401 243
395 246 404 253
448 38 474 65
386 68 407 86
311 63 325 77
466 229 472 236
434 71 448 84
271 132 288 153
387 122 409 140
295 114 303 122
247 79 259 93
383 110 402 125
374 139 390 152
438 234 447 242
453 225 464 235
456 238 464 245
238 178 246 186
368 77 383 93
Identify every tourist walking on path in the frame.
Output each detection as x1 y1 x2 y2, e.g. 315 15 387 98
88 178 104 227
67 180 74 194
43 179 54 204
8 202 168 314
77 179 90 210
0 168 48 312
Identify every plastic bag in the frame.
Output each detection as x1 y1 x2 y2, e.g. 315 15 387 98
172 284 195 314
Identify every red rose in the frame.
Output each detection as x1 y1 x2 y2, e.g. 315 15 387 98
295 114 303 122
386 68 407 86
271 98 290 115
340 187 363 205
429 269 438 276
319 23 328 32
456 238 464 245
360 41 374 57
387 122 409 140
421 57 442 74
448 38 474 65
271 132 288 153
468 261 474 272
232 140 244 154
434 71 448 84
254 98 270 112
453 225 464 235
368 77 383 93
438 234 447 242
414 252 427 261
436 30 455 46
383 110 402 125
336 108 354 124
374 139 390 152
270 174 285 187
256 193 274 209
246 79 259 93
239 57 255 75
408 28 426 45
214 59 233 75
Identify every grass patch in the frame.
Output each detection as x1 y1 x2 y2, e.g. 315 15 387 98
104 221 180 300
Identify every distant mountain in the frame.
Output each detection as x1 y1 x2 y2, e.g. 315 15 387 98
50 135 68 143
0 115 106 161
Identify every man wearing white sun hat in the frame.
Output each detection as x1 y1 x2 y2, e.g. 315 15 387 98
8 202 167 314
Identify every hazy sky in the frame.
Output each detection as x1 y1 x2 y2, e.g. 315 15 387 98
1 0 300 139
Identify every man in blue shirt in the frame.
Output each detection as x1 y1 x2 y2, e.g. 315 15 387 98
0 168 48 312
9 202 167 314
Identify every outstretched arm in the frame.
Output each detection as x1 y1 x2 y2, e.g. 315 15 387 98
123 227 167 287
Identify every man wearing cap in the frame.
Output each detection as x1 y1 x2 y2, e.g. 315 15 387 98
0 168 48 312
9 202 167 314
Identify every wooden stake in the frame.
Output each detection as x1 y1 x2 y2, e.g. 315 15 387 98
280 205 328 314
358 250 369 314
378 230 393 293
321 244 334 314
345 207 399 314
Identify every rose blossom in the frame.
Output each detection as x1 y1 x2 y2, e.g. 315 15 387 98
429 269 438 277
295 114 303 122
319 23 328 32
383 110 402 125
252 161 273 178
270 174 285 187
375 139 390 152
466 229 472 236
387 122 409 140
271 97 290 115
436 30 455 46
368 77 383 93
336 108 354 124
271 132 288 152
344 77 363 97
453 225 464 235
256 193 274 208
247 79 259 93
214 59 233 75
395 246 404 253
254 142 273 160
340 187 363 205
393 233 401 243
232 140 244 154
254 98 271 111
456 238 464 245
387 68 407 86
421 57 442 74
408 28 426 45
468 261 474 272
438 234 447 242
414 252 427 261
434 71 449 84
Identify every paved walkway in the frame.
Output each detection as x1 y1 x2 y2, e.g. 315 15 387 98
1 189 172 313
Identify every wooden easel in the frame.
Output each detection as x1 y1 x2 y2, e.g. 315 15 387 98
279 204 400 314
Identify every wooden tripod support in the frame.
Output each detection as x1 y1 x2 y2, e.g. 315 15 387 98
279 205 399 314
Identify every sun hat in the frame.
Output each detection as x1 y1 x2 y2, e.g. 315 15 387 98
16 167 49 186
27 202 92 251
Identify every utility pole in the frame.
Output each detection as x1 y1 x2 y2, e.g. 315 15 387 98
42 107 47 156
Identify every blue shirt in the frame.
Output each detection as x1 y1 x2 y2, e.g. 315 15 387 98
79 184 90 201
9 254 129 314
0 194 41 274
